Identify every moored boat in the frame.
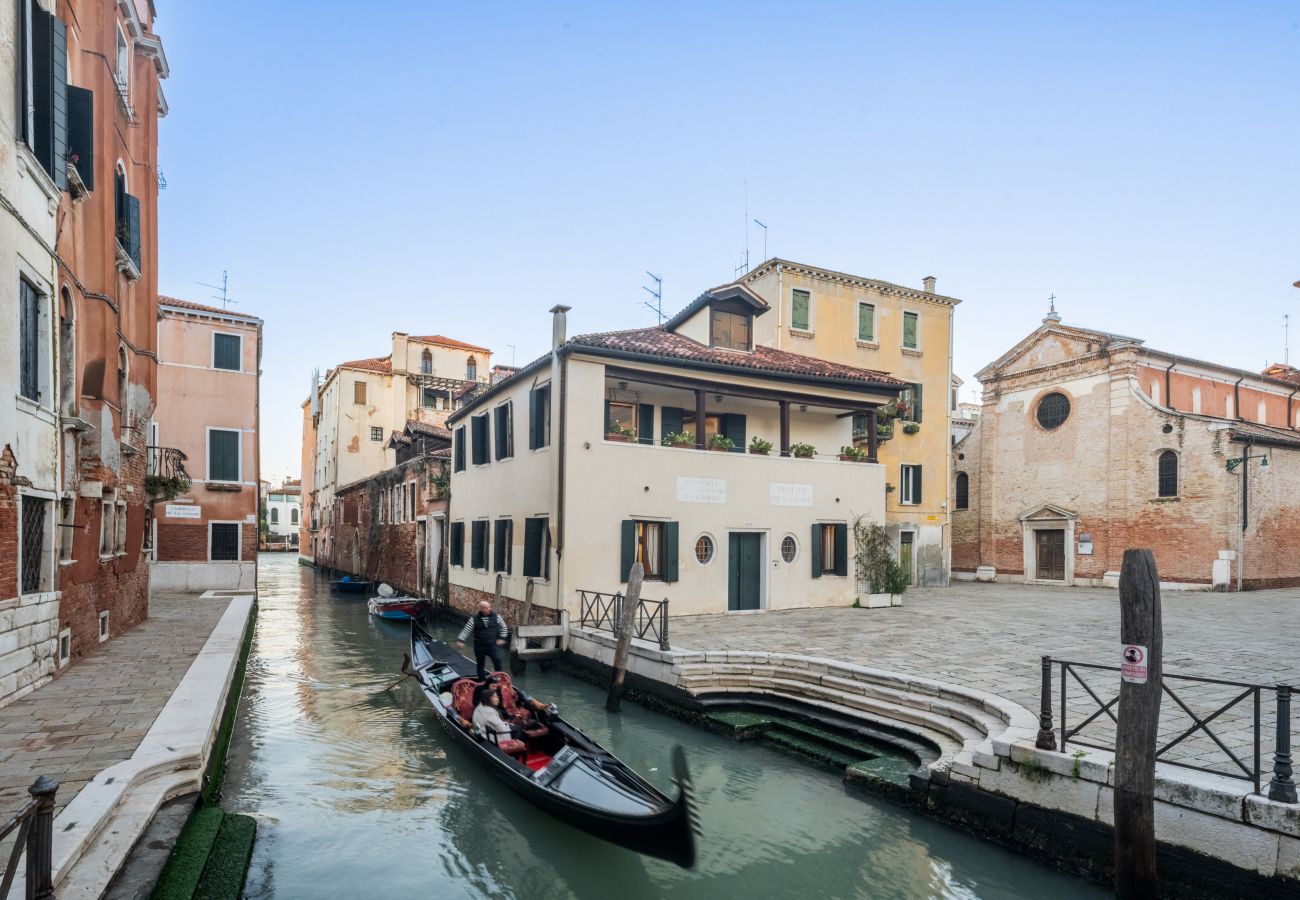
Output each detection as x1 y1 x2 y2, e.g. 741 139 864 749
368 595 428 621
330 575 372 593
408 622 697 867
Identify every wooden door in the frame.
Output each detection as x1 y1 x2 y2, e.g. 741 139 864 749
899 532 914 586
1036 529 1065 581
728 533 762 611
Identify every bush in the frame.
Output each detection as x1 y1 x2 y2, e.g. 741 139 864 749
790 442 816 458
664 431 694 447
708 434 735 451
749 436 773 453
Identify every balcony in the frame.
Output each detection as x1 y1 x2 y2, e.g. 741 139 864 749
144 446 191 500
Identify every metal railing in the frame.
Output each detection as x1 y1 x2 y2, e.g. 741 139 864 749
1034 656 1296 801
0 776 57 899
145 446 189 481
577 589 670 650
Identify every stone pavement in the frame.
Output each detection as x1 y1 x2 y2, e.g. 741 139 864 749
670 582 1300 780
0 593 231 823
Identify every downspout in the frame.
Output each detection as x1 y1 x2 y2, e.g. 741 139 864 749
1233 375 1244 420
548 305 571 628
1163 358 1177 412
776 263 784 350
1288 386 1298 431
1238 438 1252 593
945 300 955 586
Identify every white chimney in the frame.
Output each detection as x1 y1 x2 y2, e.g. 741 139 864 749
922 275 936 294
550 304 572 350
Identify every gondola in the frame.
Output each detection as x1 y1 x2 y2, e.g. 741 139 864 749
330 575 372 594
368 595 428 621
408 621 697 868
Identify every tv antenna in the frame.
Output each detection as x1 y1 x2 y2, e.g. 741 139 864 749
197 270 236 309
642 271 664 323
506 344 517 366
1285 314 1291 365
753 218 768 261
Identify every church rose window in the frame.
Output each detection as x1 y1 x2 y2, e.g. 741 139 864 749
1036 392 1070 430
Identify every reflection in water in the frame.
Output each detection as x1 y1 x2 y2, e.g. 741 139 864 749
225 555 1106 900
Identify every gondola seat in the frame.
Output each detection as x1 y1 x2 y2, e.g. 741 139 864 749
489 672 550 737
493 737 528 757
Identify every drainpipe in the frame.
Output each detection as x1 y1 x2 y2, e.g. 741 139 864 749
945 294 955 587
1238 438 1252 593
1233 375 1244 420
1288 386 1298 430
1163 358 1177 412
775 262 784 349
549 305 571 623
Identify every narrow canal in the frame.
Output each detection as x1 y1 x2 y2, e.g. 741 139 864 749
224 555 1106 899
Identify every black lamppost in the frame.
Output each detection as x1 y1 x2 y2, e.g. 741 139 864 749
1226 440 1269 591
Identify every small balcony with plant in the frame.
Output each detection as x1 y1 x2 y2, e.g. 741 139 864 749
145 446 191 501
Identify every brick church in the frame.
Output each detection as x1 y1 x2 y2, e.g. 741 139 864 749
952 309 1300 591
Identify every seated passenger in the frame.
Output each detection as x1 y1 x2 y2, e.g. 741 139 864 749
471 684 515 744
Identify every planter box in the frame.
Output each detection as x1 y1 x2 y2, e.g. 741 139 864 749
749 448 770 456
793 452 815 460
605 433 632 443
708 445 732 452
858 593 902 609
838 455 867 463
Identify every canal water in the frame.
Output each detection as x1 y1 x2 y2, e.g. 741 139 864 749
224 555 1106 899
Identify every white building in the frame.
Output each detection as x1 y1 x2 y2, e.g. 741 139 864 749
447 295 905 626
264 479 301 547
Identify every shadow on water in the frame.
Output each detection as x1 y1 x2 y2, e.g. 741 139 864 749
224 555 1108 900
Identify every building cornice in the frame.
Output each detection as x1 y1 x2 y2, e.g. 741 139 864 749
742 258 963 307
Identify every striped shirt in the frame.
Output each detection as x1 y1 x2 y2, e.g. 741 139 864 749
458 612 508 644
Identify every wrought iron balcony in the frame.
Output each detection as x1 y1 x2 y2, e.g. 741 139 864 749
145 446 191 499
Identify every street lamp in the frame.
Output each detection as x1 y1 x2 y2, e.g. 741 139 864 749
1227 441 1269 591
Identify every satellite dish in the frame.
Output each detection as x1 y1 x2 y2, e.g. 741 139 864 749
377 583 395 597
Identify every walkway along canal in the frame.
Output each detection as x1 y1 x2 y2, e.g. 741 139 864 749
223 555 1105 899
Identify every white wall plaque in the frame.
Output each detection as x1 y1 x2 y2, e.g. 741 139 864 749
769 483 814 507
676 477 726 504
165 504 201 519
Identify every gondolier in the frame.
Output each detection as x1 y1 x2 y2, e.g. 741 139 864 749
454 599 509 678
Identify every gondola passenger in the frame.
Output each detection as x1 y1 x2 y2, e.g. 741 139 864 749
471 685 514 743
454 599 509 679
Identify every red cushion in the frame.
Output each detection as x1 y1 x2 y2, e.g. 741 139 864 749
450 679 478 722
491 672 521 713
496 738 526 756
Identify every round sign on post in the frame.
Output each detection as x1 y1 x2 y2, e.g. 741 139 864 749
1121 644 1148 684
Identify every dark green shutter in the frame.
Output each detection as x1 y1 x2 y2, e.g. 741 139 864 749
450 522 464 566
209 430 239 481
66 85 94 190
453 426 465 471
619 520 635 582
914 465 923 505
834 524 849 576
528 389 539 449
494 519 511 572
504 403 513 457
722 414 746 452
125 194 141 269
213 334 240 370
912 382 923 423
637 404 654 445
810 524 822 578
523 518 542 577
31 8 68 189
660 407 683 443
663 522 679 582
603 399 611 433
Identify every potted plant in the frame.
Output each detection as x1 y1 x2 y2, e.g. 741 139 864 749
838 445 868 462
144 473 189 501
902 422 921 435
749 436 773 456
606 422 637 443
852 515 907 608
790 442 816 459
664 431 695 449
708 434 735 452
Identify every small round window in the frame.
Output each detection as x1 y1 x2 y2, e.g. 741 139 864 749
1036 392 1071 430
780 535 798 564
694 535 714 565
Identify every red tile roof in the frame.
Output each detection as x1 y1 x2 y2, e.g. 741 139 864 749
408 335 491 353
336 355 392 374
158 295 261 322
405 420 452 440
568 326 907 388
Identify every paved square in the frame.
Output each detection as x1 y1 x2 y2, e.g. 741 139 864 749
670 582 1300 781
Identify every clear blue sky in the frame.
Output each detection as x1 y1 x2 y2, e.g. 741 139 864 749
156 2 1300 481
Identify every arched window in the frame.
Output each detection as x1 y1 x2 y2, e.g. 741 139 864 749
421 349 432 375
466 357 478 381
955 472 969 510
291 507 299 525
117 345 129 402
59 287 75 414
270 508 279 524
1157 451 1178 497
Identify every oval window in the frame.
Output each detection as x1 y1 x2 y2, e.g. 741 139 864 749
780 534 798 564
1036 392 1071 429
694 535 714 565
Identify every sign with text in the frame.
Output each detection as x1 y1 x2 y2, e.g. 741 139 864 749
769 483 814 507
165 504 202 520
676 477 726 504
1120 644 1148 684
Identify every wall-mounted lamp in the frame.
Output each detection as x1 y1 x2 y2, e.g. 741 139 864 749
799 404 808 413
617 381 628 390
714 394 723 403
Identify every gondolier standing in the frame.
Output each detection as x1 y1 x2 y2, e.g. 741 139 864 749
454 599 509 679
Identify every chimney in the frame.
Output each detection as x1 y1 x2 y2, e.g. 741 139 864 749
922 275 936 294
549 304 571 351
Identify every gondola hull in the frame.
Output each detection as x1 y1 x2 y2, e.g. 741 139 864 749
408 622 696 868
368 596 427 620
331 577 372 594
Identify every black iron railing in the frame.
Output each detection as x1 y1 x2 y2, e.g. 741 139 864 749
577 589 670 650
145 446 189 482
1035 656 1296 801
0 776 57 899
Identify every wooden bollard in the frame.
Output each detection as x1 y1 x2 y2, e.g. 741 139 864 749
1114 548 1163 899
606 563 643 713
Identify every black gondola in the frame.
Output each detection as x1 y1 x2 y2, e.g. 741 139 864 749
408 621 697 868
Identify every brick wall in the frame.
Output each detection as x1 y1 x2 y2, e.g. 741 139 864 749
448 582 559 627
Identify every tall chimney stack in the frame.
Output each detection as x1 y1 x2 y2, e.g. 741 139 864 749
922 275 936 294
549 304 572 351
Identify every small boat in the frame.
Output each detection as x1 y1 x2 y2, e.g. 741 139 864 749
368 595 428 621
408 622 697 868
330 575 372 594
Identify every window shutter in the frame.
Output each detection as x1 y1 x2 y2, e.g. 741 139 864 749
450 522 464 566
453 427 465 471
603 399 611 433
914 465 923 504
834 524 848 576
619 520 635 582
810 524 823 578
115 171 126 238
493 519 508 571
528 389 539 450
31 8 68 189
126 194 142 269
504 403 513 457
792 289 810 330
858 304 874 341
209 430 239 481
214 334 240 370
494 407 504 461
637 404 654 445
912 382 923 423
663 521 679 582
722 414 746 452
523 518 542 577
660 407 683 442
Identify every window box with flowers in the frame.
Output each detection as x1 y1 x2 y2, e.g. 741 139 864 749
749 437 773 456
707 434 735 452
790 442 816 459
606 423 637 443
838 446 869 462
664 431 695 449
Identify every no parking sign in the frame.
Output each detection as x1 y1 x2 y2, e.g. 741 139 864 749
1121 644 1148 684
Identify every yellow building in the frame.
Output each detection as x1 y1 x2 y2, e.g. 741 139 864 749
740 259 960 585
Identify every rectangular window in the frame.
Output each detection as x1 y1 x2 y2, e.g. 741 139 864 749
19 279 43 402
529 384 552 449
59 497 75 561
493 518 513 573
606 400 637 436
619 520 679 583
791 289 811 331
523 517 550 579
211 522 240 561
710 309 752 351
213 333 241 371
471 414 490 465
811 523 848 578
370 426 383 442
353 381 367 405
208 429 241 482
636 522 664 579
899 383 923 423
470 520 489 570
449 521 465 567
857 302 875 342
494 403 513 460
453 426 466 472
114 500 127 554
902 311 919 349
100 495 116 557
422 387 437 408
900 464 922 505
407 482 416 520
98 610 109 641
20 495 49 594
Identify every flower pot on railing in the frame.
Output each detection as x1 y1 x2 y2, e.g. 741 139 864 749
605 432 631 443
748 438 774 456
902 422 921 435
790 443 816 459
664 431 695 449
838 446 869 463
707 436 735 452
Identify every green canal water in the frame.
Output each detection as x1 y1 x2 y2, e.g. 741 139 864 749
224 555 1107 899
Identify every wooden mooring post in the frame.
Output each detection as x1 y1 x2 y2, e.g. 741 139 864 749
606 563 643 713
1114 548 1163 899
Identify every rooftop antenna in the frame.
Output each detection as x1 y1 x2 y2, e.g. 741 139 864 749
642 271 664 323
753 218 768 262
506 344 517 366
196 269 236 309
1285 314 1291 366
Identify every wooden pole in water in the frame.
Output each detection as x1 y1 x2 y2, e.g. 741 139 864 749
1114 548 1162 899
607 563 643 713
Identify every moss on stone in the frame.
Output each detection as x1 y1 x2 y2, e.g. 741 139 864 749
150 806 224 900
194 813 257 900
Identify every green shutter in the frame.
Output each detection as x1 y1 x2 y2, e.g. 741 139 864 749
603 399 612 434
914 465 923 505
528 389 539 450
523 518 542 577
912 382 923 423
454 427 465 471
209 430 239 481
660 407 683 443
125 194 141 270
637 404 654 445
903 312 918 349
214 334 240 371
450 522 464 566
31 8 68 189
67 85 94 190
834 524 848 576
810 524 822 578
791 289 810 330
620 520 635 582
858 303 874 341
663 522 679 582
722 414 746 453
